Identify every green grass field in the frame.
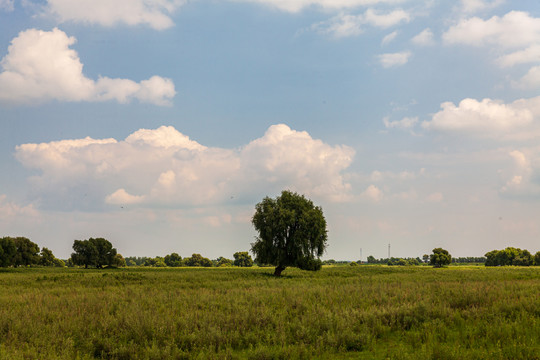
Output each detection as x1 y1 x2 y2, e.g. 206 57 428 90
0 266 538 359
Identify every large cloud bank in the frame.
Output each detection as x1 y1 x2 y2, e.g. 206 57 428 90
0 28 175 105
15 124 355 211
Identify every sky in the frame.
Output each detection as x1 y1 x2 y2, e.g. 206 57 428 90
1 0 540 260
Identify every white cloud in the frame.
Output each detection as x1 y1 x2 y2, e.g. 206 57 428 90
232 0 406 13
363 8 410 28
497 45 540 68
381 31 398 45
0 0 14 11
516 66 540 89
46 0 186 30
105 189 146 205
411 28 434 46
383 116 418 129
422 97 540 139
15 124 355 210
312 8 410 38
378 51 411 68
443 11 540 49
443 11 540 87
0 28 175 106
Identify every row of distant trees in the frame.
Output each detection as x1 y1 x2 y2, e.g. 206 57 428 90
0 237 64 268
485 247 540 266
125 252 254 268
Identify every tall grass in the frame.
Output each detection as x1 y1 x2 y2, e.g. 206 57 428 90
0 266 538 359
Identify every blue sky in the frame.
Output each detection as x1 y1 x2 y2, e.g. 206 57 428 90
1 0 540 260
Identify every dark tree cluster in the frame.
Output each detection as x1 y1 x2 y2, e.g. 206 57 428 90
452 257 486 264
71 238 123 268
0 236 64 268
366 256 422 266
485 247 540 266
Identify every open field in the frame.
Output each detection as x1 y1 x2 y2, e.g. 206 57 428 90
0 266 538 359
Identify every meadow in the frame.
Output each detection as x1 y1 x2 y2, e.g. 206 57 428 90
0 266 538 359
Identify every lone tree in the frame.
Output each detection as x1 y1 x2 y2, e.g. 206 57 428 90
251 190 328 276
71 238 118 268
430 248 451 268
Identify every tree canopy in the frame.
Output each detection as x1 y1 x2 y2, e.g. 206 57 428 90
233 251 253 267
251 190 328 276
430 248 451 268
71 238 118 268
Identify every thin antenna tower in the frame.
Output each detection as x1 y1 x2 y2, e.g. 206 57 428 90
360 248 362 263
388 243 391 259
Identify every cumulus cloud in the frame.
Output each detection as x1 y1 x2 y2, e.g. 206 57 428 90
312 8 410 38
422 97 540 139
46 0 185 30
15 124 355 211
411 28 434 46
232 0 407 13
443 11 540 49
0 28 175 105
377 51 411 68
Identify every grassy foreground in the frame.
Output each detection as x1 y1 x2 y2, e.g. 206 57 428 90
0 266 538 359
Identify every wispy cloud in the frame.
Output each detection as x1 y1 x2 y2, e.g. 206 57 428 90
45 0 186 30
378 51 411 67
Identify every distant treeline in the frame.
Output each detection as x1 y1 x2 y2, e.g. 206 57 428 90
124 252 254 268
366 256 423 266
452 257 486 263
2 235 539 269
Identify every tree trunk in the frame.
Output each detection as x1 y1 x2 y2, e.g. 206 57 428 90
274 265 285 277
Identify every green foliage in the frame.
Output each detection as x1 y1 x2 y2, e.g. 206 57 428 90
367 256 420 266
12 237 40 267
485 247 535 266
164 252 182 267
184 253 213 267
349 261 358 266
233 251 253 267
0 237 17 267
0 266 538 359
215 257 233 267
535 251 540 266
430 248 452 268
251 190 328 276
39 247 64 267
71 238 118 268
144 257 166 267
112 254 126 267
